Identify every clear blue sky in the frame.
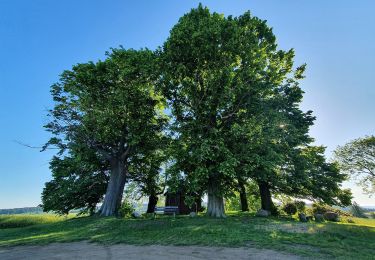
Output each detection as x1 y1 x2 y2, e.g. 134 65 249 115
1 0 374 208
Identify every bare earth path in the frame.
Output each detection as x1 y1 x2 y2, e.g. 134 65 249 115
0 241 303 260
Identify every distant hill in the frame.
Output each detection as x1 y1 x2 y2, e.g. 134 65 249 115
0 207 43 215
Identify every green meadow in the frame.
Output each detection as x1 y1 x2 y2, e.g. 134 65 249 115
1 213 374 259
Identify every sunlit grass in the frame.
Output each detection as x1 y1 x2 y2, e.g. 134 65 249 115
0 213 374 259
340 216 375 227
0 214 75 229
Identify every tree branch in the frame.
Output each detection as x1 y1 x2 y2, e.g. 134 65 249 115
120 146 132 161
14 140 59 150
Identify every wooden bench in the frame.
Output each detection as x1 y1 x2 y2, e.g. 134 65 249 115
154 206 179 218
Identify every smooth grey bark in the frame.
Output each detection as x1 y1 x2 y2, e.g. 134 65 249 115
206 179 226 218
99 159 127 216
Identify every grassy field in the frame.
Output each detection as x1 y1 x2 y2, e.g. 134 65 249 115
0 214 74 229
0 213 374 259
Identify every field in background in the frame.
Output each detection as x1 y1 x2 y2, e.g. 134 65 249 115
0 214 75 229
0 213 374 259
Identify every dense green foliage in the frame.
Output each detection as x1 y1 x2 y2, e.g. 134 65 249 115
286 146 352 206
41 5 352 218
294 201 306 213
118 200 135 218
283 203 297 215
311 203 351 217
334 135 375 194
43 48 168 216
41 151 109 215
225 181 261 212
159 4 350 217
1 214 375 259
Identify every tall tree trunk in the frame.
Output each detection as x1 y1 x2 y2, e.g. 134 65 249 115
207 178 225 218
258 180 275 214
146 194 158 213
99 159 127 216
238 180 249 212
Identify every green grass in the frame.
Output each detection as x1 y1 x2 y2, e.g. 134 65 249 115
0 213 374 259
0 214 73 229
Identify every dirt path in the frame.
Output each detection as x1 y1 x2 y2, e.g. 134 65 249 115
0 241 302 260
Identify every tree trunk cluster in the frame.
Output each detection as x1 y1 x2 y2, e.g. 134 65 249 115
99 159 277 218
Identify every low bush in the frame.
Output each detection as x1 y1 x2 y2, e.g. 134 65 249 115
294 201 306 213
118 200 135 218
312 203 351 217
283 203 297 215
282 200 305 215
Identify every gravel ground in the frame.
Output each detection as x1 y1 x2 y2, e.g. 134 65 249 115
0 241 303 260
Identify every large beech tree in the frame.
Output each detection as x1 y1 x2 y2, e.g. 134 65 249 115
42 4 353 218
160 5 305 217
229 65 351 213
44 48 167 216
228 69 316 213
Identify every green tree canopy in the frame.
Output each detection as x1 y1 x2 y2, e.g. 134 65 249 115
129 149 168 213
44 48 168 216
41 150 109 215
160 5 313 217
282 146 352 206
41 4 354 218
334 135 375 195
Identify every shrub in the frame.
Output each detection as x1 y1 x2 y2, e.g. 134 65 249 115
312 203 330 215
224 192 241 211
283 203 297 215
282 200 305 215
294 201 306 213
312 203 351 217
314 213 324 222
324 211 339 222
118 200 134 218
